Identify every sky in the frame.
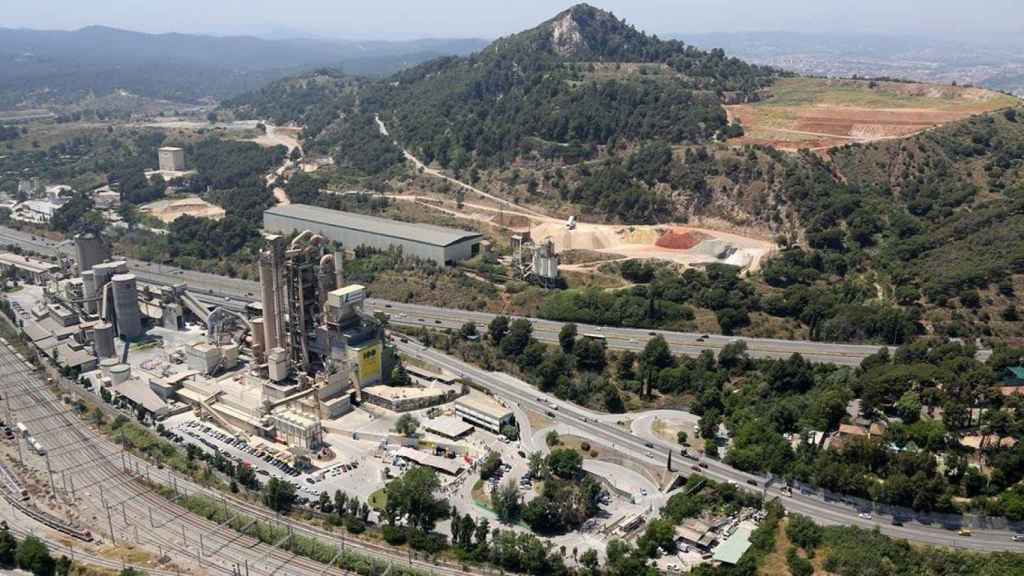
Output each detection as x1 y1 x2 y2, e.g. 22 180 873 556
5 0 1023 41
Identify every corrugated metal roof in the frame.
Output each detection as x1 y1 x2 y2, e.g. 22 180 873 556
1008 366 1024 380
264 204 482 248
712 523 754 565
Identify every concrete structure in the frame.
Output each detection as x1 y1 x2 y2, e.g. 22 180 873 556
264 204 482 265
268 347 289 382
92 322 116 358
186 342 222 375
454 394 514 433
158 147 186 172
81 271 98 313
361 385 450 413
271 410 322 449
109 363 131 385
111 273 142 338
394 447 463 475
74 233 108 275
425 417 474 439
0 253 59 283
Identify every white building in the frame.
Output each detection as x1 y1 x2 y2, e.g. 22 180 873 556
454 394 514 434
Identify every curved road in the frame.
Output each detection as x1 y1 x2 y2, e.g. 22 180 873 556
393 340 1024 552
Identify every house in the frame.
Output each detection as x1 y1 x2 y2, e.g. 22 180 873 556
960 435 1018 452
1003 367 1024 386
675 518 717 551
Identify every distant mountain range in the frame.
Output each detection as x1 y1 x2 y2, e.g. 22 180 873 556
678 31 1024 96
0 25 487 108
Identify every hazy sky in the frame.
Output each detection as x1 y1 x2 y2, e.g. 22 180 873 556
6 0 1023 41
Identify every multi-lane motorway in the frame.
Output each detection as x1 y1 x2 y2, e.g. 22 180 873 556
1 225 1017 552
394 341 1024 552
0 225 887 365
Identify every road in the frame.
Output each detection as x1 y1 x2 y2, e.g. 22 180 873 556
393 340 1024 552
0 224 890 365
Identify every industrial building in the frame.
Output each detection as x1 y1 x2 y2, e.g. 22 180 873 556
0 253 60 283
158 147 186 172
263 204 483 265
74 233 109 275
454 395 514 433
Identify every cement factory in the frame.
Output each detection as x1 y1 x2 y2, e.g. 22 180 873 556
6 226 427 466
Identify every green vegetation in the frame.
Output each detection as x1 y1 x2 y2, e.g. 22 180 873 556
521 447 601 535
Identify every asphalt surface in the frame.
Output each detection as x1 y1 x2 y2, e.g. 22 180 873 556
2 225 1015 551
0 226 888 365
393 340 1024 552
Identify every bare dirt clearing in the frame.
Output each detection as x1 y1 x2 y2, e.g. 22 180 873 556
728 77 1019 150
530 221 775 272
141 195 225 223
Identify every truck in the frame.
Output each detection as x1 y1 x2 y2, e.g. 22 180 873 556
15 422 27 438
30 439 46 456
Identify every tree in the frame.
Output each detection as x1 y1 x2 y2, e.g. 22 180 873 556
390 364 411 386
559 323 578 353
547 448 583 479
639 336 673 394
0 527 17 567
16 535 54 576
488 315 510 345
500 319 533 357
637 519 676 557
480 452 503 480
261 477 297 514
575 338 607 373
395 414 420 437
385 466 449 532
785 514 822 551
459 321 479 340
677 431 688 445
580 548 600 576
545 430 560 447
492 480 522 523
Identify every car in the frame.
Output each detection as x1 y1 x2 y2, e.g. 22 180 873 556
434 319 442 324
384 304 392 308
305 477 316 484
958 528 973 537
256 469 270 476
546 411 556 418
891 518 904 527
1012 535 1023 542
644 441 654 448
640 488 647 496
858 513 872 520
745 479 759 487
648 331 656 336
697 462 708 469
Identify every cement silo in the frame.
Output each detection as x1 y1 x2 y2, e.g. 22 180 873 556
81 270 97 314
74 233 108 275
111 273 142 339
93 322 116 358
110 364 131 385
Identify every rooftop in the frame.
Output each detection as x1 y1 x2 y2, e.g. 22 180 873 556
363 385 447 401
0 252 59 274
425 417 475 439
114 378 168 414
395 447 463 475
712 522 755 565
265 204 483 248
455 394 512 419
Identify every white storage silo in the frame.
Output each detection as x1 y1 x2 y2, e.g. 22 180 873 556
93 322 116 358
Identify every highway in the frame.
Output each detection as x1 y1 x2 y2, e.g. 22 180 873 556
0 225 887 366
393 340 1024 552
3 225 1017 552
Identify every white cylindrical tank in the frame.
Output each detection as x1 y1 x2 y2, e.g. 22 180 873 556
251 317 266 354
81 271 97 314
111 273 142 339
93 322 115 358
110 363 131 385
99 357 119 378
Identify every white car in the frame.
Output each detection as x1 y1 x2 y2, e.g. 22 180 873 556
858 512 873 520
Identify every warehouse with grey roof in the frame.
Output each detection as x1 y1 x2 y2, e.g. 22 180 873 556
263 204 483 265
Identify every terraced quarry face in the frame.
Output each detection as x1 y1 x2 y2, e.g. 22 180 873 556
727 77 1020 150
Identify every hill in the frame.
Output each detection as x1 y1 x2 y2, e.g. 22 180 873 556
368 4 783 169
0 25 487 108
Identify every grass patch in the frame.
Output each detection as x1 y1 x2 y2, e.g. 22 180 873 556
369 488 388 511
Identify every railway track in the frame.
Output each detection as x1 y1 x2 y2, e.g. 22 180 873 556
0 342 379 576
